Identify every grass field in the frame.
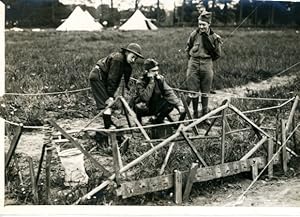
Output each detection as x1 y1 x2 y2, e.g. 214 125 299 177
3 27 300 206
2 27 300 125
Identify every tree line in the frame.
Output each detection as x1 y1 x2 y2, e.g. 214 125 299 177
3 0 300 28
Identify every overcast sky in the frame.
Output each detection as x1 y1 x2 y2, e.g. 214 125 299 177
59 0 184 10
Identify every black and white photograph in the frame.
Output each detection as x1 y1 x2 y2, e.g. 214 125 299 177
1 0 300 215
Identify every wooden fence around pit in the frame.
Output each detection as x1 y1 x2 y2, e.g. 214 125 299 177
5 95 298 205
48 96 299 204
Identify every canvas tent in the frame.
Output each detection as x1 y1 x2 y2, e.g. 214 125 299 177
119 10 158 31
56 6 103 31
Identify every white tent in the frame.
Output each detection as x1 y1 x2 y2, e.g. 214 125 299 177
119 10 158 31
56 6 103 31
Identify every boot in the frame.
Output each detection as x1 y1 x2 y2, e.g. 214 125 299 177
95 132 108 148
192 97 199 119
201 96 211 125
103 114 114 129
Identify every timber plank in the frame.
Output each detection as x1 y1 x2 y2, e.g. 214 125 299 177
117 156 279 199
116 174 174 199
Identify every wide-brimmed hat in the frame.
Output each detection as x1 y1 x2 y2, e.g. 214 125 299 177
144 58 159 71
121 43 144 59
198 11 212 24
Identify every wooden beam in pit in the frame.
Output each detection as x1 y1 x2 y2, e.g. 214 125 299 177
116 156 279 199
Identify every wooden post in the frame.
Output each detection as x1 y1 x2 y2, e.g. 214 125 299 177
159 142 175 175
36 122 52 186
205 99 230 137
221 108 226 164
285 96 299 133
119 97 154 148
251 161 258 181
240 136 268 161
109 132 122 184
268 138 274 179
45 147 53 204
5 125 23 169
292 117 297 152
14 157 24 185
275 108 281 152
183 163 198 202
35 144 47 186
281 119 288 174
28 156 39 204
47 119 110 176
250 115 265 140
181 131 207 167
119 136 130 154
121 102 133 136
174 170 182 204
180 94 199 135
0 1 4 97
229 104 270 138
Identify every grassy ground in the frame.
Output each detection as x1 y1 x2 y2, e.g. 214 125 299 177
2 27 300 125
3 28 300 206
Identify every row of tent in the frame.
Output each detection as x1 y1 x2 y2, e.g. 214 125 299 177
56 6 158 31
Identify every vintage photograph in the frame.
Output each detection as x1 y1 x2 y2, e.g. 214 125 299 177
1 0 300 211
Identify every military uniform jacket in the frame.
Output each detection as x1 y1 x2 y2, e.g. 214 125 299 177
96 51 132 97
185 28 222 61
134 74 182 111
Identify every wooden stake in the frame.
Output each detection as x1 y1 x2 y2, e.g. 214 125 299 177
180 94 199 135
240 136 268 161
47 119 110 176
45 147 53 204
35 144 47 186
229 104 270 138
181 131 207 167
174 170 182 204
292 117 297 152
119 136 130 154
268 138 274 179
221 108 226 164
109 132 122 184
285 95 299 133
28 156 39 204
251 161 258 181
281 119 288 174
122 102 133 135
249 114 265 140
275 108 281 152
5 125 23 169
119 96 154 148
14 157 24 185
148 135 219 143
159 142 175 175
205 99 229 136
183 163 198 202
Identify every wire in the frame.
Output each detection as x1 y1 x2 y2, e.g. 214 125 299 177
233 123 300 205
223 4 261 44
4 87 91 96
